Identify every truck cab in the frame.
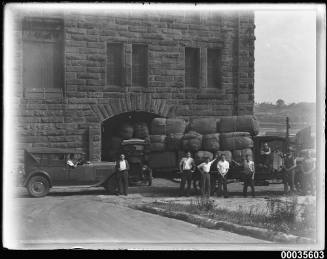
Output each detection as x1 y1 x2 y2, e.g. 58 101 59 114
228 135 287 181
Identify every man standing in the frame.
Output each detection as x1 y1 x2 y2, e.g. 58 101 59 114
301 152 315 195
242 154 255 197
197 157 217 198
115 154 130 196
179 151 195 197
261 142 271 169
217 154 230 198
141 163 153 186
283 151 297 195
209 152 220 195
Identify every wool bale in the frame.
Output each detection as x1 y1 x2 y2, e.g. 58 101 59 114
194 151 213 164
202 133 220 152
181 131 203 152
148 151 177 169
232 148 254 163
216 150 232 162
150 118 186 135
166 133 183 151
188 117 220 135
119 123 134 139
150 143 166 152
150 135 166 143
220 132 251 138
149 135 166 152
133 122 150 139
220 132 254 150
218 115 259 136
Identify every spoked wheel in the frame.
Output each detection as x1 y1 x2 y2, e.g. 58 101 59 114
104 174 118 194
27 175 50 197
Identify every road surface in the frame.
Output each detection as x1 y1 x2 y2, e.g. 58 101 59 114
11 182 271 249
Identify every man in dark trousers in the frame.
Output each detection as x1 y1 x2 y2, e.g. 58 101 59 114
209 152 220 196
283 151 297 195
242 154 255 197
217 154 230 198
179 151 195 197
197 157 218 198
115 154 130 196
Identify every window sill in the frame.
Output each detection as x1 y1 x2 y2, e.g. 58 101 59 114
24 88 63 99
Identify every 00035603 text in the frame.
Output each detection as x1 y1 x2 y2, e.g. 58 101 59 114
281 251 324 259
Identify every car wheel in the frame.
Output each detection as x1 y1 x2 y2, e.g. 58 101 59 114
27 175 50 197
104 175 118 194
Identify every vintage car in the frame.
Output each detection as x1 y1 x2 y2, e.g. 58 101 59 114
21 147 117 197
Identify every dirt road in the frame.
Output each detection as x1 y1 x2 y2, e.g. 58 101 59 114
12 180 271 249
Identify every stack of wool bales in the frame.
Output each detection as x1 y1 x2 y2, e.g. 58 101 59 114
147 115 259 169
218 115 259 163
149 118 187 169
133 122 150 142
119 123 134 140
185 117 220 163
149 135 166 152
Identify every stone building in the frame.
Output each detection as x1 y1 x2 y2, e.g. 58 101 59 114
13 8 256 162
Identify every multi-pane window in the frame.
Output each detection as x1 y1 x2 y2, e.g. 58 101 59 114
22 18 63 89
207 48 222 88
185 47 200 88
132 44 148 87
107 43 123 86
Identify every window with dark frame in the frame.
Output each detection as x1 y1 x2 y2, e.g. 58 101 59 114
132 44 148 87
185 47 200 88
107 43 123 86
22 17 64 90
207 48 222 88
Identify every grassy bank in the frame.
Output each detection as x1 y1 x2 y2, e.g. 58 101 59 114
151 197 316 239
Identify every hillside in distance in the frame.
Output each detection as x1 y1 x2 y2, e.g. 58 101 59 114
254 101 316 136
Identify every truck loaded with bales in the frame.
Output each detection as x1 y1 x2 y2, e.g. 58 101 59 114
104 115 290 182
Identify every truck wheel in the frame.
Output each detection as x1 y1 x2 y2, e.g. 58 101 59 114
27 175 50 197
104 175 118 194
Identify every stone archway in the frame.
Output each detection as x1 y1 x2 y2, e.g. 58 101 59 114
88 94 175 161
90 94 174 122
101 111 162 161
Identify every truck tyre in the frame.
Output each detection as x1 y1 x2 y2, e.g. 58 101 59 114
27 175 50 197
104 174 118 194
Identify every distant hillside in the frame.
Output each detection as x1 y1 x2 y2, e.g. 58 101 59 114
254 102 316 135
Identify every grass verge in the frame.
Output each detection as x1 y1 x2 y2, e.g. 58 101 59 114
150 196 316 239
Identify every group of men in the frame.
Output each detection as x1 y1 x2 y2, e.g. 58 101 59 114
67 142 315 197
179 151 255 198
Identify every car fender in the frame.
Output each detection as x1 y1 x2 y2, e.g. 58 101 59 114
23 170 52 188
91 170 117 187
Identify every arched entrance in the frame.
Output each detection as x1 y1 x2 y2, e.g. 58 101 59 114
101 111 163 161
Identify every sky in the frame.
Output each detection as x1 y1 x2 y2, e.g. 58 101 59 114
254 10 316 104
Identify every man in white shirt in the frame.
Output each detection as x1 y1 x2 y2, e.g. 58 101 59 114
115 154 130 196
197 157 217 198
179 152 195 197
242 154 255 197
217 154 230 198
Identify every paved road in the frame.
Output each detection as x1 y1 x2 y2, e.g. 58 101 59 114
12 182 271 249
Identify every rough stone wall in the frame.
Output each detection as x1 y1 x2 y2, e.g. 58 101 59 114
13 10 255 162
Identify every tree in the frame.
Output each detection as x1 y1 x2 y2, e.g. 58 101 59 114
276 99 286 108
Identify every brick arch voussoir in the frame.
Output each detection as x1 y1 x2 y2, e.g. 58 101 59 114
90 95 172 122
